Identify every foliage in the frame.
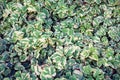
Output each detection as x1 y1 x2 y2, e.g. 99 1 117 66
0 0 120 80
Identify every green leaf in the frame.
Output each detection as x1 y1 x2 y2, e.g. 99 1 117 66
3 68 11 76
89 53 98 61
93 68 104 80
101 36 108 46
19 54 27 62
3 78 10 80
69 75 77 80
12 31 24 42
80 50 89 59
55 78 67 80
93 16 104 26
97 58 107 67
92 36 100 43
40 66 56 79
2 51 10 61
112 74 120 80
83 65 92 75
96 27 107 37
108 0 115 4
105 47 114 58
0 63 5 73
95 0 101 4
41 8 50 18
73 70 83 80
108 27 120 41
14 63 25 70
15 71 21 77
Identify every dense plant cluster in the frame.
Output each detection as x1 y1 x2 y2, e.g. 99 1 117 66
0 0 120 80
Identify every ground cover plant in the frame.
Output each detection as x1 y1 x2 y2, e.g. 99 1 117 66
0 0 120 80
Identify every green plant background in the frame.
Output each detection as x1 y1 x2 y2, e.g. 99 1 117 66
0 0 120 80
